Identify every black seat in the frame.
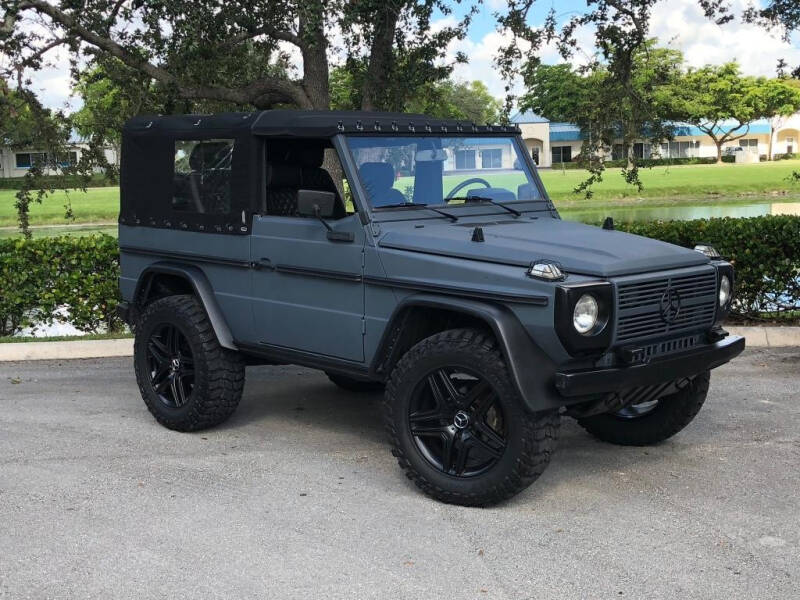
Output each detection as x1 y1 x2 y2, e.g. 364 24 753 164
265 141 347 218
265 162 302 216
358 162 406 207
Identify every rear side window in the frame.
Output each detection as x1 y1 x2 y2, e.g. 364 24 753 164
173 139 234 214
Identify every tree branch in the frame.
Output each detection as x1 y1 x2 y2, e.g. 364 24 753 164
15 0 310 107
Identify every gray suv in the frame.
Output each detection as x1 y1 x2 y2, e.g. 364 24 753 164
117 110 744 506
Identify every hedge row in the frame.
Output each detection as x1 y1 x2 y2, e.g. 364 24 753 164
553 155 737 169
1 215 797 336
0 235 122 336
617 215 800 318
0 174 117 190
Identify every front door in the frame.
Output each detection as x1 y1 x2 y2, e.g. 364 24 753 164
250 214 366 361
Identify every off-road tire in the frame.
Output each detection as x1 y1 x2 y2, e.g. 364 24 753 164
326 372 385 393
577 371 711 446
134 294 245 432
384 328 559 506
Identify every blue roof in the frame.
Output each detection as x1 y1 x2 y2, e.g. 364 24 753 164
510 110 549 124
542 119 771 143
670 119 771 136
549 122 584 142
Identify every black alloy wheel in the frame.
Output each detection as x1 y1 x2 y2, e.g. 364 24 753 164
146 323 195 408
384 328 559 506
134 295 245 432
409 367 506 477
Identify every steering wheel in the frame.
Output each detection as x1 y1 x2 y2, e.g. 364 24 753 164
445 177 492 201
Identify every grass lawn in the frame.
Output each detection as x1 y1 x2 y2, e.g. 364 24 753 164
0 187 120 227
1 159 799 235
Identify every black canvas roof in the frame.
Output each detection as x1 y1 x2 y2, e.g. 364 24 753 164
123 110 522 138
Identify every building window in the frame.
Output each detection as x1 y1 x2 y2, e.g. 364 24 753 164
15 152 48 169
172 139 234 214
481 148 502 169
531 147 540 165
659 141 694 159
551 146 572 164
454 149 476 170
739 138 758 153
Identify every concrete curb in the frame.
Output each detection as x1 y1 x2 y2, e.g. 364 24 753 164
726 326 800 348
0 339 133 362
0 327 796 362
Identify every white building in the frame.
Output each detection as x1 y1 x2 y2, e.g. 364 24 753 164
0 139 118 179
511 110 800 168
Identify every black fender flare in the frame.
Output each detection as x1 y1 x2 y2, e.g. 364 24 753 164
133 262 237 350
370 294 562 413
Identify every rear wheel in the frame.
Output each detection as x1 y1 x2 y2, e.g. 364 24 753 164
577 371 710 446
134 295 245 432
384 328 559 506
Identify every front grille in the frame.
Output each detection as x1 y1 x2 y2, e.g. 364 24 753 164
615 269 717 343
641 334 701 359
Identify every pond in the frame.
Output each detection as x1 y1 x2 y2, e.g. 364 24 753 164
560 197 800 223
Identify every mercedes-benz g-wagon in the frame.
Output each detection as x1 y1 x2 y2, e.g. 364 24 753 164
117 110 744 506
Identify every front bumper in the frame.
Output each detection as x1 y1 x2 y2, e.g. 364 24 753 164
554 334 745 397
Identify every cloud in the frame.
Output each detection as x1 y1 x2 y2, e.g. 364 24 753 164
649 0 800 76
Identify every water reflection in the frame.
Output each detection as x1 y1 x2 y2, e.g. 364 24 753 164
561 199 800 223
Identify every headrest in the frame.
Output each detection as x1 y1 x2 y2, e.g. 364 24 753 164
189 141 232 171
359 162 395 192
268 140 324 168
266 163 301 188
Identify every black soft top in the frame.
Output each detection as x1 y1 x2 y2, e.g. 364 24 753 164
123 110 522 138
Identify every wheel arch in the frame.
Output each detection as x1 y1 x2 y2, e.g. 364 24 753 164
370 294 562 412
133 262 237 350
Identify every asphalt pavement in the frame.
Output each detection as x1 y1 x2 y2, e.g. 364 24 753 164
1 348 798 599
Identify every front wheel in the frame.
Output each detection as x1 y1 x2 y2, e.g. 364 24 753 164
577 371 710 446
384 328 559 506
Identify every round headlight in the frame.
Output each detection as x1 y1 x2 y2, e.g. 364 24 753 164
573 294 599 335
719 275 731 307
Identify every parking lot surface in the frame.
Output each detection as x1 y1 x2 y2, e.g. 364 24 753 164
1 348 798 599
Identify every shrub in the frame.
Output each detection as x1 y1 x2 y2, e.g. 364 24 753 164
0 173 116 190
550 156 736 170
1 217 797 336
617 215 800 319
0 235 122 336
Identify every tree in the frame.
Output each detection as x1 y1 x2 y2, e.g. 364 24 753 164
0 0 475 233
406 80 503 123
71 63 157 168
672 63 759 163
754 77 800 159
673 64 800 163
520 41 684 186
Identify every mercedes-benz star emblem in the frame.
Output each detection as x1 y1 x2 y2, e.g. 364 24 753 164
453 411 470 429
659 286 682 324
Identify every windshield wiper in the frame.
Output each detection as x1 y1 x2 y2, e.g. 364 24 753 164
450 196 521 218
375 202 458 222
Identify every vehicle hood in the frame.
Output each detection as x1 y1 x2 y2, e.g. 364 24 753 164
377 218 709 277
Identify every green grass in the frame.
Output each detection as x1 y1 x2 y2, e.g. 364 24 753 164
1 159 799 236
0 187 120 227
540 159 800 208
0 332 132 344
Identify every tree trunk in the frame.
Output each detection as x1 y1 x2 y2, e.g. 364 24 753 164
768 124 774 161
715 141 724 164
298 4 330 110
360 4 401 111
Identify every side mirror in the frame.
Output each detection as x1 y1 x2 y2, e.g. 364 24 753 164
297 189 335 218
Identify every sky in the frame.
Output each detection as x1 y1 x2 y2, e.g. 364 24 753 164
23 0 800 112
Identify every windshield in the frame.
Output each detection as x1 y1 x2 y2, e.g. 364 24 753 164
345 136 542 210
